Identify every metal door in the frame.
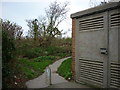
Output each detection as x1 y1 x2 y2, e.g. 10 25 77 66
75 12 109 88
108 9 120 88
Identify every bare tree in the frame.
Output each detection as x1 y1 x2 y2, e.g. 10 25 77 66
26 19 39 40
45 1 69 38
26 1 69 40
89 0 109 7
37 16 47 37
1 19 23 40
16 28 23 40
108 0 120 2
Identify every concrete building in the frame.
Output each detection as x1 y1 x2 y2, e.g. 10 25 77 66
71 2 120 88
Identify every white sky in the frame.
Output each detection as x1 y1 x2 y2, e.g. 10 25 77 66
1 0 106 37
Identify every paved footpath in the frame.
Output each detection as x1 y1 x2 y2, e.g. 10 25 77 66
26 57 90 88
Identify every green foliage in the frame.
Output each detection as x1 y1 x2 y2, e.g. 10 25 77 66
23 48 40 59
2 20 16 88
43 45 71 57
2 30 15 63
57 58 72 80
2 27 15 82
15 38 71 59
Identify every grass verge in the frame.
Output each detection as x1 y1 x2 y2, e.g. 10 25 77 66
6 56 57 88
57 58 72 81
18 57 55 79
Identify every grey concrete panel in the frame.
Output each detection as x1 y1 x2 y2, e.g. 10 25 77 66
72 2 120 88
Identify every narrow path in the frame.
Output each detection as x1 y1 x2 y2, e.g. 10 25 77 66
26 57 70 88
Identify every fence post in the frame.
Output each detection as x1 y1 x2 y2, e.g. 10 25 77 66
45 66 52 86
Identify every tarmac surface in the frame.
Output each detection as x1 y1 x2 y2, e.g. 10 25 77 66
26 57 90 88
47 82 90 88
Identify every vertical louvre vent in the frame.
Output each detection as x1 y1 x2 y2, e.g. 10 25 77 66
79 16 104 31
111 13 120 27
79 59 104 85
110 62 120 88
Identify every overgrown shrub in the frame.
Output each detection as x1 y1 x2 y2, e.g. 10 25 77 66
23 48 39 59
2 27 16 88
2 30 15 63
1 19 23 88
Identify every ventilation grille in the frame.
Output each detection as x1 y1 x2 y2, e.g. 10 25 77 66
110 62 120 88
79 16 104 31
79 59 104 85
111 13 120 27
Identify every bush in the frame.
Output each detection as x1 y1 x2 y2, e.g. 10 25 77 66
2 27 16 88
15 37 72 59
33 56 57 62
2 30 15 63
23 49 39 59
44 46 71 57
2 29 15 77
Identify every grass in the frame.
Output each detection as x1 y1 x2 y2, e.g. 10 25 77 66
18 56 57 79
5 56 58 88
57 58 72 81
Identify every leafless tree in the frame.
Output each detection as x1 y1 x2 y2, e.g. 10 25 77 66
45 1 69 38
89 0 110 7
26 1 69 41
1 19 23 40
26 19 40 40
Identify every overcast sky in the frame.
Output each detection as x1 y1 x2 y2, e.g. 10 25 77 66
1 0 105 37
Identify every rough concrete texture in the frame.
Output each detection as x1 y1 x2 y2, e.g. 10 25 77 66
72 18 76 79
26 57 70 88
47 82 90 88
